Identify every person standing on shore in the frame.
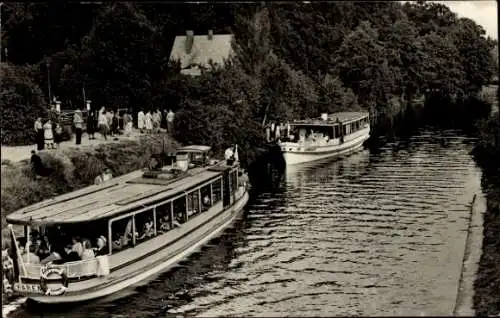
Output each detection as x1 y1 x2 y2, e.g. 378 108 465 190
161 109 168 131
54 122 63 148
43 119 54 149
145 110 153 134
73 110 83 145
87 111 97 140
34 118 44 151
123 111 133 137
152 109 161 134
138 109 145 133
98 111 109 140
166 109 175 135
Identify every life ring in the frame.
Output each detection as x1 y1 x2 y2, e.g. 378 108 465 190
39 266 69 296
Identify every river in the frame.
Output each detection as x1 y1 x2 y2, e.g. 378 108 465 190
7 128 485 317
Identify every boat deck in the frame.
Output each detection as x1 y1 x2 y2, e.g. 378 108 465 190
6 166 226 225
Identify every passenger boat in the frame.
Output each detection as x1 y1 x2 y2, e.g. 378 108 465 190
279 112 370 165
4 145 249 304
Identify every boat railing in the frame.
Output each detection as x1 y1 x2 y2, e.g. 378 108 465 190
23 256 110 279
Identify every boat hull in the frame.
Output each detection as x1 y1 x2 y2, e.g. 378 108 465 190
27 188 249 304
281 129 370 165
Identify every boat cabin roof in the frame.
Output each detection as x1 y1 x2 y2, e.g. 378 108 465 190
176 145 211 153
6 163 235 226
291 111 369 126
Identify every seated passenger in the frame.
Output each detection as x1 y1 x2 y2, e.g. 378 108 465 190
62 244 81 263
112 233 122 251
41 246 63 265
203 195 211 206
139 218 155 240
37 236 51 260
94 236 108 256
81 240 95 260
158 216 172 233
21 244 40 265
71 236 83 258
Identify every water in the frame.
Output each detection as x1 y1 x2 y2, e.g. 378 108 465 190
7 128 484 317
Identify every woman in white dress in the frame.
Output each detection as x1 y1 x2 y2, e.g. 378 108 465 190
137 110 145 133
43 119 54 149
145 111 153 133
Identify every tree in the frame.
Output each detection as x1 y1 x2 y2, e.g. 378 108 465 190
449 18 496 93
0 63 48 145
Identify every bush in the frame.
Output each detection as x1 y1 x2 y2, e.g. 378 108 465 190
0 63 49 146
1 134 179 229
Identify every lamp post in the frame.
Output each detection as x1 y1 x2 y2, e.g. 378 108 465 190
46 59 52 103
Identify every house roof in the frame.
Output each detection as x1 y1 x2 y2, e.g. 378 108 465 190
169 34 234 70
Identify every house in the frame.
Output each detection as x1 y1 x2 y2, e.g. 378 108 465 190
169 30 234 76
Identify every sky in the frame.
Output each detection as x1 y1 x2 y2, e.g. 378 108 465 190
432 1 498 39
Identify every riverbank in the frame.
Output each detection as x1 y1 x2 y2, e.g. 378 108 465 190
472 113 500 316
1 130 144 164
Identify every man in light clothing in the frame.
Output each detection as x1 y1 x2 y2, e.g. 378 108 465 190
166 109 175 135
94 169 113 185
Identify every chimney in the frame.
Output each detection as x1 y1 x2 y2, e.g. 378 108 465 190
208 30 213 40
185 30 194 54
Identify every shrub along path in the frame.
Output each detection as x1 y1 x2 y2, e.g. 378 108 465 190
1 130 146 164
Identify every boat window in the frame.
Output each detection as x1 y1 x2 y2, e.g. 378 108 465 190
212 178 222 205
187 190 200 218
111 217 134 253
134 208 155 243
200 184 212 212
334 125 340 139
230 170 238 193
173 197 187 224
156 201 173 234
342 125 347 136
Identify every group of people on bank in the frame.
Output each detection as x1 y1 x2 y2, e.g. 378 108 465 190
137 109 175 134
33 107 176 150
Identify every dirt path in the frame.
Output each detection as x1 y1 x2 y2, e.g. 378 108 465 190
1 130 144 163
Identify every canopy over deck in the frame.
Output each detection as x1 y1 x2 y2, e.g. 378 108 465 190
291 112 369 126
177 145 212 153
6 167 223 226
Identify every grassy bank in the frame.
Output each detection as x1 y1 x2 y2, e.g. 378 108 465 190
472 113 500 316
1 134 179 245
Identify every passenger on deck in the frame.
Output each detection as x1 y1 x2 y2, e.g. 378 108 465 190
62 244 81 263
158 215 172 233
112 233 122 251
22 244 40 264
41 246 63 265
81 240 95 260
37 236 51 260
203 195 211 206
71 236 83 258
139 218 154 240
94 236 108 256
225 146 235 165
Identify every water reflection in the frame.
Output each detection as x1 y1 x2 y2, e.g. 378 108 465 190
9 128 483 317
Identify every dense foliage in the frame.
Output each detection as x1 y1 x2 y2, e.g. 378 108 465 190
0 63 48 145
0 2 496 151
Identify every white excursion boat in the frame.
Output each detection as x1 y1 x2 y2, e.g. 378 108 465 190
4 145 249 304
279 112 371 165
